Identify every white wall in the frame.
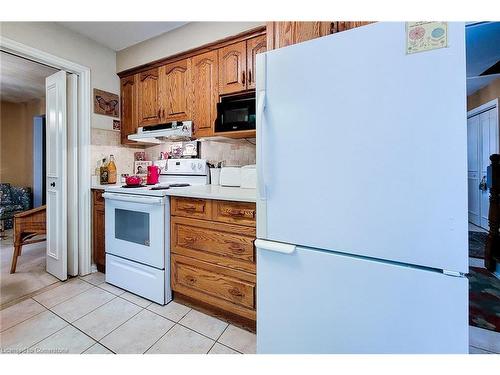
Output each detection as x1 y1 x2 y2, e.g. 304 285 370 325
0 22 119 131
116 21 264 72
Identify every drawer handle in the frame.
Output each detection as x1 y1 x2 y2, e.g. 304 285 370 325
181 204 198 212
183 236 195 243
226 209 255 218
228 243 245 253
229 288 243 298
184 275 196 285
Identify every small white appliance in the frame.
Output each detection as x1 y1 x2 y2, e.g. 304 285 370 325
240 165 256 189
219 166 241 187
103 158 208 304
127 121 193 144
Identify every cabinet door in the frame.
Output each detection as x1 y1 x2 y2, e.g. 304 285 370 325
267 22 333 50
137 68 161 126
120 75 137 145
337 21 373 32
160 59 192 122
92 190 105 273
246 35 267 90
191 50 218 138
218 41 247 95
294 22 333 44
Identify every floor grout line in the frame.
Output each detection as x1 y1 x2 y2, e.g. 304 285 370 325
94 306 146 345
33 278 96 310
0 298 49 333
46 303 117 354
141 318 179 354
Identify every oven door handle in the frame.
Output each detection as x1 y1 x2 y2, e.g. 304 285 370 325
102 192 165 205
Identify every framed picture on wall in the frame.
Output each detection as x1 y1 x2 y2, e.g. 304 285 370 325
93 88 119 117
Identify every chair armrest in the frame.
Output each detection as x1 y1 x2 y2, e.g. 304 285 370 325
14 205 46 218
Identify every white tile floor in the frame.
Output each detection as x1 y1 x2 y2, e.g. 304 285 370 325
0 272 255 354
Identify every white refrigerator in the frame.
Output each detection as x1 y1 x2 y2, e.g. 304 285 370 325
255 22 468 354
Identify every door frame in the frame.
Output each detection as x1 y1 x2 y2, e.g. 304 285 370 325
467 98 500 229
0 36 92 276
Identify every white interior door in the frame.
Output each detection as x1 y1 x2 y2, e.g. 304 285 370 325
480 108 498 228
46 71 68 281
467 115 480 226
467 106 499 230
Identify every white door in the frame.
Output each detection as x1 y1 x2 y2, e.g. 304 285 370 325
467 106 499 230
257 244 468 353
46 71 68 281
467 115 480 225
257 22 468 273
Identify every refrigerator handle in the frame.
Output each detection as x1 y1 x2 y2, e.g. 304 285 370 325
256 90 266 199
255 239 296 254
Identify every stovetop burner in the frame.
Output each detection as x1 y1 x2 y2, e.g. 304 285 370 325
121 184 146 188
149 183 191 190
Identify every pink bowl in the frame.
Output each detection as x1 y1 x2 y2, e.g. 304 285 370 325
125 175 142 186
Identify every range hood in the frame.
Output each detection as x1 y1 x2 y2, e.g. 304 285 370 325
128 121 193 144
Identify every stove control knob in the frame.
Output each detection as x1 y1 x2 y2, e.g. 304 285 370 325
191 163 196 170
197 163 202 170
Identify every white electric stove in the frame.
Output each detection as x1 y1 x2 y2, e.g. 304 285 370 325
102 159 208 304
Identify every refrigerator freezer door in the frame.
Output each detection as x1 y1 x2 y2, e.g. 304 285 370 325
257 245 468 354
257 22 468 273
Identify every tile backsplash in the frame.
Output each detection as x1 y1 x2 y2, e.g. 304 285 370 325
90 129 141 178
145 139 256 166
91 129 256 178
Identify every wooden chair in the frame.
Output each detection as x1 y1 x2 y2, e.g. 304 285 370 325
485 154 499 272
10 205 46 274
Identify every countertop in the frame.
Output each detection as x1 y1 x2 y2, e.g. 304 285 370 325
93 183 256 203
165 185 256 203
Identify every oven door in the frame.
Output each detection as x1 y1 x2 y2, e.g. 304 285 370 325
103 192 168 269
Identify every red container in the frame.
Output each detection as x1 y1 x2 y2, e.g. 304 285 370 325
147 165 160 185
125 175 142 186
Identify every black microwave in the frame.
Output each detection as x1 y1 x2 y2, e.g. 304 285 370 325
215 93 256 132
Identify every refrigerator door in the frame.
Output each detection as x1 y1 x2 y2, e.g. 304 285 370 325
256 22 468 273
256 242 468 354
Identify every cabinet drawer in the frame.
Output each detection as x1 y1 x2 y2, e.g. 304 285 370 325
212 200 256 227
171 216 256 273
171 197 211 219
172 254 255 313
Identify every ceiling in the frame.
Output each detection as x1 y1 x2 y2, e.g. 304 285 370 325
0 52 58 103
466 22 500 95
58 22 188 51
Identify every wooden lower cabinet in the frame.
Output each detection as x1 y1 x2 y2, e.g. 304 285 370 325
92 189 105 272
170 197 257 329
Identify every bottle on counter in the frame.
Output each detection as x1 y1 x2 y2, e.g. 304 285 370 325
107 154 117 184
99 157 108 184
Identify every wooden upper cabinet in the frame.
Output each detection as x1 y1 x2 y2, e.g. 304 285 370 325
294 22 332 44
218 41 247 95
336 21 373 32
120 75 137 145
246 35 267 90
137 68 161 127
267 22 334 50
160 59 192 123
191 50 218 138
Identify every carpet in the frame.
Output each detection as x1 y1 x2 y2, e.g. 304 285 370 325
469 231 488 259
467 266 500 333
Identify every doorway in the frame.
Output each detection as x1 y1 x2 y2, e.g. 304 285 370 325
0 52 61 306
467 99 499 231
0 41 92 307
